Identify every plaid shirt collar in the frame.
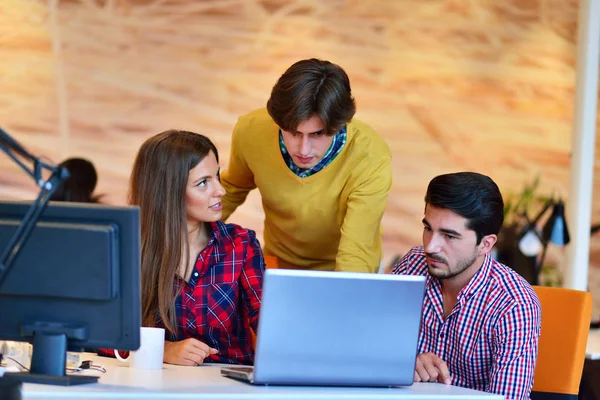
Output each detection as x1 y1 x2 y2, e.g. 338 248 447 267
279 125 347 178
207 221 223 244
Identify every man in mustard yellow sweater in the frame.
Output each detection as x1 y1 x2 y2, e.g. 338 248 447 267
221 59 392 273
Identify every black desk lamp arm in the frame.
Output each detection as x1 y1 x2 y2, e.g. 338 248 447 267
0 128 69 287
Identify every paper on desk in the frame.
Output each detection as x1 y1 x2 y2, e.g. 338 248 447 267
0 365 21 376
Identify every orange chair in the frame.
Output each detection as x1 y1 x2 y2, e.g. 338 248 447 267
250 255 278 348
531 286 592 399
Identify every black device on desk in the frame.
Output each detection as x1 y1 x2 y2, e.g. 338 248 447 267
0 201 141 386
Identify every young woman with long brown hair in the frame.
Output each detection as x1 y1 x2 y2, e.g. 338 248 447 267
129 130 264 366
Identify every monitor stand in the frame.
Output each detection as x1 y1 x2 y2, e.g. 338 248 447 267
2 329 99 386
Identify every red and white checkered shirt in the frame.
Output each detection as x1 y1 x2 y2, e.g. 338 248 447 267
392 246 541 400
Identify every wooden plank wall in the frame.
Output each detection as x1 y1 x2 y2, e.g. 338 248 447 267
1 0 599 315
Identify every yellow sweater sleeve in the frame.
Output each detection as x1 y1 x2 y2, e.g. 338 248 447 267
336 156 392 273
220 118 257 221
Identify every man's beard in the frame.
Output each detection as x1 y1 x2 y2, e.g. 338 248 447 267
427 249 479 280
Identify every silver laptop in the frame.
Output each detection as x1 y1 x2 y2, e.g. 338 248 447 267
221 269 425 387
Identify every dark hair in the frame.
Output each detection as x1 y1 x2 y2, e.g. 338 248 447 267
128 130 218 335
425 172 504 244
266 58 356 136
50 157 99 203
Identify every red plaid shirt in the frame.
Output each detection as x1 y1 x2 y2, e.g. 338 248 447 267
392 247 541 400
99 221 264 365
160 221 264 365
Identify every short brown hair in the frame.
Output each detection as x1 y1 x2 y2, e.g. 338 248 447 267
267 58 356 136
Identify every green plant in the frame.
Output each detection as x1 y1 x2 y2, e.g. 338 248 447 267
503 176 550 226
499 176 561 286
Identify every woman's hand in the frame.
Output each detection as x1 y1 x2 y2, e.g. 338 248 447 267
164 338 219 366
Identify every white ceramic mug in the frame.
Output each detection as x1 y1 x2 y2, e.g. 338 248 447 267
115 327 165 370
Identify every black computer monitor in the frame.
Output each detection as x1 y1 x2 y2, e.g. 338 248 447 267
0 200 141 386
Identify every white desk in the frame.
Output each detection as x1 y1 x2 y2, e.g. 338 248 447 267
22 354 503 400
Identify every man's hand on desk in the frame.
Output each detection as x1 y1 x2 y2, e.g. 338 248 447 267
414 352 452 384
164 339 219 366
